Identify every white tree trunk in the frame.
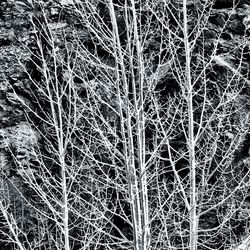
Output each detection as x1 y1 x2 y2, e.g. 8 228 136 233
183 0 198 249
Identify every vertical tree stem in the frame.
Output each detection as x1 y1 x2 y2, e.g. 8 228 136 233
183 0 198 249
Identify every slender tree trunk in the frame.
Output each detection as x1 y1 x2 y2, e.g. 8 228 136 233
183 0 198 249
109 1 150 248
58 104 70 250
130 0 150 248
108 2 142 249
61 155 70 250
51 76 70 250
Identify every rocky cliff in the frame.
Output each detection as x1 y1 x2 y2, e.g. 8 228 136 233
0 0 250 249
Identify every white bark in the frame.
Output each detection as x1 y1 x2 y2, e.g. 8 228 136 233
183 0 198 249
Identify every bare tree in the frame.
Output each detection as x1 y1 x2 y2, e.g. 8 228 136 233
0 0 249 249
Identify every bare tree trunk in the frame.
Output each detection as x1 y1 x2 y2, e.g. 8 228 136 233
109 0 150 248
130 0 150 248
182 0 198 249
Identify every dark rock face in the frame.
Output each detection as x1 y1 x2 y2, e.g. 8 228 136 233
209 11 229 25
227 14 246 34
213 0 240 9
0 0 249 249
